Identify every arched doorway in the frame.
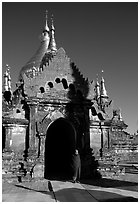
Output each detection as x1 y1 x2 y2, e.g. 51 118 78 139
44 117 76 179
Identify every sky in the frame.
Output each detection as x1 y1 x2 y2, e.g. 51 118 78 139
2 2 138 134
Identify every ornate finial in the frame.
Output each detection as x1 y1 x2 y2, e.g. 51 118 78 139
4 65 9 78
51 14 55 30
101 70 104 77
47 13 57 53
44 10 49 32
45 9 48 18
96 73 99 83
101 70 104 81
5 64 11 77
6 64 10 72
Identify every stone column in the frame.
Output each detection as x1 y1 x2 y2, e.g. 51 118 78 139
39 135 46 162
107 128 110 149
28 104 37 152
99 121 104 158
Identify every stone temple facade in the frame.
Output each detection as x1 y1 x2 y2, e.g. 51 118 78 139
2 11 127 180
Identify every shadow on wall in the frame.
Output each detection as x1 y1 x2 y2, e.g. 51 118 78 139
69 62 89 100
65 62 91 150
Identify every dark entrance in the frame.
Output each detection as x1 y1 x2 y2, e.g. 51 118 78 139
44 117 76 180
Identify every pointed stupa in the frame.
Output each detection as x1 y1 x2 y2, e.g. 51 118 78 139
100 70 108 98
18 10 50 81
47 14 57 53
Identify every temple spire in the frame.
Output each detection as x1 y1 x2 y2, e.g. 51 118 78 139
47 14 57 53
100 70 108 98
40 10 50 46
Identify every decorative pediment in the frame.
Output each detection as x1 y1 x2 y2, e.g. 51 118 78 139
23 47 95 102
23 48 74 98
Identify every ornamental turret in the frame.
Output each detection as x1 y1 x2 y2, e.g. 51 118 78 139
100 70 108 98
4 70 9 91
3 64 11 92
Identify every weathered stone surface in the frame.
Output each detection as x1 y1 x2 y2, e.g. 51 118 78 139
33 163 44 178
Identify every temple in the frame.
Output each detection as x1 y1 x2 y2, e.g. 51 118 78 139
2 11 129 180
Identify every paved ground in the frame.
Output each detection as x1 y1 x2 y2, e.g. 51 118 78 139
2 177 138 202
